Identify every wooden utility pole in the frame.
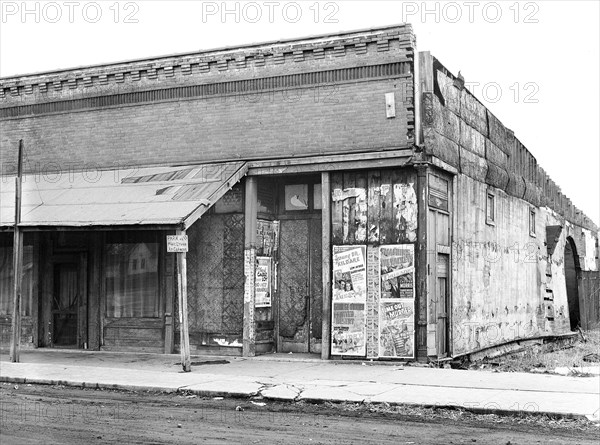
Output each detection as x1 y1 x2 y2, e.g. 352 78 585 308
175 229 191 372
9 140 24 363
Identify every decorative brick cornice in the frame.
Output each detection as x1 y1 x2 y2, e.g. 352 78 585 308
0 62 412 120
0 25 415 100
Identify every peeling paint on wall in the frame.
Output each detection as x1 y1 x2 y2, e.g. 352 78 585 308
451 174 575 356
583 229 599 271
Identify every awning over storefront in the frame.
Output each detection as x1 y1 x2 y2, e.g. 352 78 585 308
0 161 247 229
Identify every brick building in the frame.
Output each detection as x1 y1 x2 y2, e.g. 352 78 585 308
1 24 598 361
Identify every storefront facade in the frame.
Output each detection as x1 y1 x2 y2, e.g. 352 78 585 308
1 25 598 362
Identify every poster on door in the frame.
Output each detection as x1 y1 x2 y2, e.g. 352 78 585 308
379 244 415 300
379 244 415 358
332 245 367 356
379 299 415 358
255 256 272 307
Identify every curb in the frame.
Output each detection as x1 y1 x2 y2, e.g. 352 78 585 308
2 376 594 422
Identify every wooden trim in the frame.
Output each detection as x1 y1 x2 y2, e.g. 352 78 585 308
164 229 176 354
247 149 414 176
429 155 459 175
415 164 429 362
30 233 40 347
321 172 332 360
182 163 249 230
17 225 179 232
78 252 88 349
88 233 102 350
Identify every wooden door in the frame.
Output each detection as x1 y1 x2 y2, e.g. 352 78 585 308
436 254 449 357
427 172 452 357
50 254 87 348
277 218 322 353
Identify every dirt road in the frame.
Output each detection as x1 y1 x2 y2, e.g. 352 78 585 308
0 384 597 444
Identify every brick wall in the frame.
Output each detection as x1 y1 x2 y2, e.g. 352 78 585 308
1 25 415 175
1 78 411 174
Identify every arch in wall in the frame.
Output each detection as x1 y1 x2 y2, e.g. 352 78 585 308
564 237 581 331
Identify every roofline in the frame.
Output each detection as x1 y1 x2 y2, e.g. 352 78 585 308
1 23 412 81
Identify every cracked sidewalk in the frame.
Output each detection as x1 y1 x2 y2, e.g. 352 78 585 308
1 349 598 422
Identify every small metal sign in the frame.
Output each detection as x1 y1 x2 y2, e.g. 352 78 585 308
167 235 188 253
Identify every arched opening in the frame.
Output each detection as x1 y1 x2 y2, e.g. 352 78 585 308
564 237 580 331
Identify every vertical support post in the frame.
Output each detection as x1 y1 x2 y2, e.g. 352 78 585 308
321 172 332 360
164 233 175 354
415 163 429 362
10 140 24 363
176 228 191 372
243 177 258 357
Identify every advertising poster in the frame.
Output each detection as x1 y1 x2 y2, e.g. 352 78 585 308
332 245 367 356
379 245 415 358
257 220 279 257
255 256 271 307
379 299 415 358
380 245 415 299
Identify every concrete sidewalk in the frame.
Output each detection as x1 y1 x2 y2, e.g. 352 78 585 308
1 350 598 421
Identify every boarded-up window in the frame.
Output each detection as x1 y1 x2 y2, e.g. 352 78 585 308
0 245 33 316
105 233 161 318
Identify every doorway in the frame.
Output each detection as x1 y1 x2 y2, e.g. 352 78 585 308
275 178 323 354
49 254 87 348
564 238 580 331
427 172 452 357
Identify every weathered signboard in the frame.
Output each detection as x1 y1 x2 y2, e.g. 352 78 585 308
167 235 188 253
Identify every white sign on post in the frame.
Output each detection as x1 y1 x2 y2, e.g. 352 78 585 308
167 235 188 253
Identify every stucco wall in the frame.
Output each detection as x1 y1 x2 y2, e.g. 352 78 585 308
451 174 577 355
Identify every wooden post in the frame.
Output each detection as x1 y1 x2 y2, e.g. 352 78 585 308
243 177 257 357
9 140 24 363
176 228 191 372
164 238 175 354
415 163 429 362
321 172 332 360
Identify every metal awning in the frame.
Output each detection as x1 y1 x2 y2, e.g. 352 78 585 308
0 161 247 229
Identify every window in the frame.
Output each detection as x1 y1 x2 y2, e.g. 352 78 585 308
284 184 309 211
0 244 34 317
529 208 536 237
105 233 160 318
486 191 495 225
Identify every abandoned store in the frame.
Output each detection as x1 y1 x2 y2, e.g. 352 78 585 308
1 24 598 362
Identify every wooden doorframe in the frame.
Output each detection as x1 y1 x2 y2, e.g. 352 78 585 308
426 169 454 358
274 176 323 353
47 252 88 349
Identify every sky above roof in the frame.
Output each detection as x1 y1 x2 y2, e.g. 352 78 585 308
1 1 598 224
